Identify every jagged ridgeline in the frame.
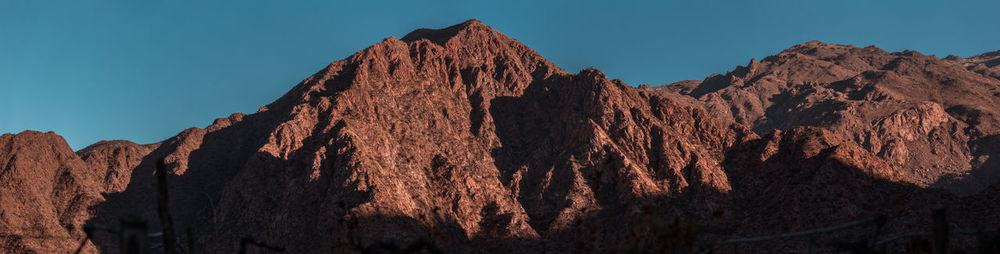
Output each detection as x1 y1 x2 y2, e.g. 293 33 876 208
2 20 1000 253
643 41 1000 194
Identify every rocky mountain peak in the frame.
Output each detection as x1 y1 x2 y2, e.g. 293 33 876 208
646 40 1000 191
401 19 490 44
4 21 1000 253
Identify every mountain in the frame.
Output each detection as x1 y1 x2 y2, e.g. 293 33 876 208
0 132 153 253
2 20 1000 253
644 41 1000 194
86 20 763 252
947 50 1000 81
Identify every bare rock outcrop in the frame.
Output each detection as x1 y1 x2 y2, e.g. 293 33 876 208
4 21 1000 253
645 41 1000 191
0 131 103 253
947 50 1000 81
77 140 159 193
85 20 757 253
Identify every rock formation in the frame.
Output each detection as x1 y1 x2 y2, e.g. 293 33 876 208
947 50 1000 81
0 131 153 253
645 41 1000 193
2 20 1000 253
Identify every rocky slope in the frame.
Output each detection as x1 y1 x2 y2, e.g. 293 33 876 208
2 21 999 253
77 140 160 193
0 131 154 253
947 50 1000 81
0 131 98 253
644 41 1000 193
84 20 764 253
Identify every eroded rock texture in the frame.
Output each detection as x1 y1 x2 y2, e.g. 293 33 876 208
645 41 1000 192
0 132 155 253
2 20 1000 253
86 20 758 253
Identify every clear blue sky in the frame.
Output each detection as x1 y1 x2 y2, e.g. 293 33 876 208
2 0 998 150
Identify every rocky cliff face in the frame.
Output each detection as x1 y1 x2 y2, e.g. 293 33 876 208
0 131 154 253
85 20 761 253
2 21 1000 253
0 131 96 252
77 140 159 193
645 41 1000 192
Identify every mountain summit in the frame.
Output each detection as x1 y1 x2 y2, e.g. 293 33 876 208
646 40 1000 192
76 20 754 252
3 21 1000 253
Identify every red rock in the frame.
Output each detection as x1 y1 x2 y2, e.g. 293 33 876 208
3 21 1000 253
645 41 1000 191
0 131 102 253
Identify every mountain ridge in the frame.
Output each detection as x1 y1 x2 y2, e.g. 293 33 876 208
644 40 1000 194
3 21 1000 253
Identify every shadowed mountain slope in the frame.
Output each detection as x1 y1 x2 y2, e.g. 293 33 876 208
2 21 999 253
645 41 1000 194
0 132 155 253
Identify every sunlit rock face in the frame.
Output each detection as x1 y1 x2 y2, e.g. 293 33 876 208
645 41 1000 192
3 21 1000 253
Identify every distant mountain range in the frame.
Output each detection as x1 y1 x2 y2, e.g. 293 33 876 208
3 20 999 253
